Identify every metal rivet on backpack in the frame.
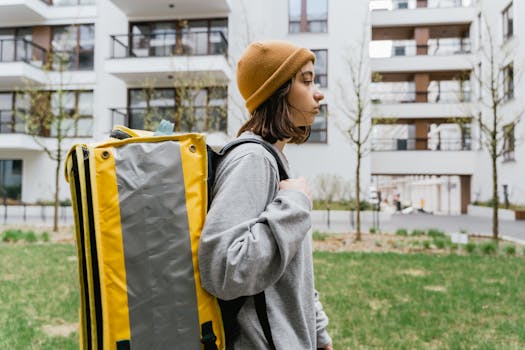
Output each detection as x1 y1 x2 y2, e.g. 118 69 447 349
101 150 110 159
189 144 197 153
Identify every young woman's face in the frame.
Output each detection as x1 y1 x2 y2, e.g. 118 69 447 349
287 61 324 127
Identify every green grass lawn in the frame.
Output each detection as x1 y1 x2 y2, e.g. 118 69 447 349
315 251 525 349
1 243 525 349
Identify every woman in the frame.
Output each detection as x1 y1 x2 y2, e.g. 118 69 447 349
199 40 333 350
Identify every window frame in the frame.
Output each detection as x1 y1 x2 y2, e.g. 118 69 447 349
502 62 514 101
307 104 328 144
126 86 228 132
51 24 95 70
129 18 228 57
502 2 513 42
288 0 328 34
502 122 515 161
311 49 328 88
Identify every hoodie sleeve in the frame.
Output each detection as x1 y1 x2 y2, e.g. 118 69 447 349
198 149 312 300
315 290 332 348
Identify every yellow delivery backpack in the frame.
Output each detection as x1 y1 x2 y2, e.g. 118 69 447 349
65 126 224 350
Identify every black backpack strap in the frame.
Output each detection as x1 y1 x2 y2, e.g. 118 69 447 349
211 138 286 349
217 138 289 181
207 138 289 210
254 292 277 350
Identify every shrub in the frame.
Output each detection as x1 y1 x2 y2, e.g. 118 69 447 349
2 229 24 243
464 242 476 254
503 244 516 256
480 241 498 255
312 230 329 241
395 228 408 236
427 228 445 238
422 240 431 249
41 232 50 242
411 229 425 236
369 227 377 234
433 237 448 249
449 243 459 252
24 231 38 243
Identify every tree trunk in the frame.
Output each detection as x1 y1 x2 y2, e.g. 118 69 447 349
355 145 361 241
53 154 60 232
491 152 499 240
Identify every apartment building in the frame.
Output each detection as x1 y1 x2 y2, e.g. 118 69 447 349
369 0 523 214
0 0 522 214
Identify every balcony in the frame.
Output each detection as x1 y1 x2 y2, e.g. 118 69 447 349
370 147 476 176
370 0 472 11
370 40 471 58
371 89 472 104
371 137 472 151
109 0 230 18
0 0 96 25
106 30 230 85
371 89 472 118
0 38 48 87
370 0 475 28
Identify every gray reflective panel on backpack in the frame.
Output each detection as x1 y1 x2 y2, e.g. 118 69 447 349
114 141 200 349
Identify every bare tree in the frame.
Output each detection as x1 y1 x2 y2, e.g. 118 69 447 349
314 173 343 208
17 51 76 232
336 38 373 241
470 14 524 239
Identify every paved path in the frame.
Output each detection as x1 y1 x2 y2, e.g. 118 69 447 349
312 210 525 243
2 205 524 243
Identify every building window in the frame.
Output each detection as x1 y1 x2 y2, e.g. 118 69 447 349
477 12 482 46
128 87 227 132
503 63 514 100
0 27 33 63
312 49 328 88
289 0 328 33
502 2 513 41
308 104 327 143
7 90 93 137
0 92 26 134
52 24 94 70
128 18 228 57
50 91 93 137
0 159 23 201
503 123 515 161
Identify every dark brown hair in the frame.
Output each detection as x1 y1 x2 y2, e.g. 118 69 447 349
237 80 311 144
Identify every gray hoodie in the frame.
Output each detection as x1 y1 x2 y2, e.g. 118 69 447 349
199 133 331 349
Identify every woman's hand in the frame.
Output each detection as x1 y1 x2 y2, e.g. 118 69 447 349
279 176 312 205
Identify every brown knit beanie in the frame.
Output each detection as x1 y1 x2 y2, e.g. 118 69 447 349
237 40 316 113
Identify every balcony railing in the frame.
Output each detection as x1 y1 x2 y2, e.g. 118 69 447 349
370 0 472 11
371 137 472 151
0 38 48 68
370 90 472 104
371 40 471 58
110 30 228 59
110 106 227 132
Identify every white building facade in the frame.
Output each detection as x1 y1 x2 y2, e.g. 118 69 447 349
0 0 522 214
